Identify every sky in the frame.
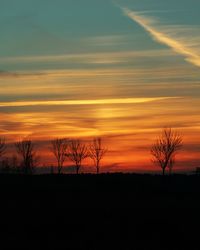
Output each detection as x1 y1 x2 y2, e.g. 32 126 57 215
0 0 200 173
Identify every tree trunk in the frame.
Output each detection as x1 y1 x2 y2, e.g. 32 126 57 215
96 164 99 174
162 167 165 176
58 164 62 174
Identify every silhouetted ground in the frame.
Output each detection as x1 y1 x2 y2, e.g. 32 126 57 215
0 173 200 249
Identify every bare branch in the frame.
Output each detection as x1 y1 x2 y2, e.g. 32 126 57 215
50 138 68 174
88 138 107 174
0 138 6 159
151 128 183 175
15 139 37 174
168 155 175 175
67 139 88 174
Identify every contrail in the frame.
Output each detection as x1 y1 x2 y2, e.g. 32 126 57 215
0 97 177 107
121 7 200 68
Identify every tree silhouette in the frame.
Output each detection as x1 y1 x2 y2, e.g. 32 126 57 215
151 128 182 176
0 138 6 160
11 155 18 169
0 154 21 174
15 139 37 174
168 156 175 175
0 157 11 173
50 138 68 174
89 138 107 174
67 139 88 174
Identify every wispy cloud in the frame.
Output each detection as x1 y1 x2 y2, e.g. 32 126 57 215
85 35 126 47
0 97 175 107
121 8 200 68
0 49 172 65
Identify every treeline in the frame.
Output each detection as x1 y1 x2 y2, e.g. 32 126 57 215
0 128 183 175
0 138 107 175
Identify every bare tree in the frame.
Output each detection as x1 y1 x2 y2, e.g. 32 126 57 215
89 138 107 174
168 156 175 175
15 139 37 174
151 128 182 176
50 138 68 174
67 139 88 174
9 155 21 173
11 155 18 169
0 157 10 173
0 155 21 174
0 138 6 160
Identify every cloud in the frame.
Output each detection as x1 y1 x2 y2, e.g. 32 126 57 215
0 70 19 78
0 97 176 108
85 35 126 47
0 49 173 65
1 49 172 70
121 8 200 68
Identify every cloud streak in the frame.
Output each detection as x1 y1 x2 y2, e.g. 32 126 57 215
122 8 200 68
0 49 173 65
0 97 176 107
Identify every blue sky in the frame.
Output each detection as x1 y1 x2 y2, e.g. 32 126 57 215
1 0 200 70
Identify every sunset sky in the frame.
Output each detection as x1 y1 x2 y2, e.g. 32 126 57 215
0 0 200 172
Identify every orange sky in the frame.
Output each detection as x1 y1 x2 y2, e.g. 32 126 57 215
1 69 200 173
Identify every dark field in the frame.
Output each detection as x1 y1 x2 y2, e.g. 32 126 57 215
1 174 200 249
